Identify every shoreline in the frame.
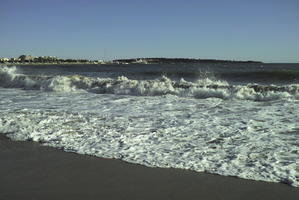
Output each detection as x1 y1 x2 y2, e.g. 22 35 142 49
1 134 299 200
1 62 298 66
0 62 106 66
0 62 260 66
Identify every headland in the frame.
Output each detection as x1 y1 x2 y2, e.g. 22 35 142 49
0 55 263 65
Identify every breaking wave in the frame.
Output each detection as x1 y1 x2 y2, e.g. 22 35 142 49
1 66 299 101
1 65 299 187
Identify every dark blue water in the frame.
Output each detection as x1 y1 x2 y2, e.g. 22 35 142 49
15 63 299 84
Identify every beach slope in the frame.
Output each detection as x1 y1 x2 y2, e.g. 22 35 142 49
0 135 298 200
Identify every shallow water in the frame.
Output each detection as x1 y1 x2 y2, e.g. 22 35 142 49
0 64 299 186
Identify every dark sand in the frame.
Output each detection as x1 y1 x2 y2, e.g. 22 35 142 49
1 135 299 200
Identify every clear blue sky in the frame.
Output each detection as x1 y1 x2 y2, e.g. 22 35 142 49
0 0 298 62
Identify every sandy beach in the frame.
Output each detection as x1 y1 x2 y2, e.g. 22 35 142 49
0 135 298 200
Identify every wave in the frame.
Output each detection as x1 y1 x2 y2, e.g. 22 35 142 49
1 66 299 101
1 102 299 187
222 70 299 81
139 69 299 82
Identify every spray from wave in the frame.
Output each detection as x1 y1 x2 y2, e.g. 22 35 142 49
1 65 299 187
1 66 298 101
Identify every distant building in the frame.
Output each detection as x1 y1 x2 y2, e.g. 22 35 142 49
134 59 148 64
35 56 58 63
19 55 35 62
0 57 9 62
0 54 112 64
9 57 21 62
95 59 105 64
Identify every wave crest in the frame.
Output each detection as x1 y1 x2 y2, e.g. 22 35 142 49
1 66 299 101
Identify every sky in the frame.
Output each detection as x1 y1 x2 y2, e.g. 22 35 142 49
0 0 298 63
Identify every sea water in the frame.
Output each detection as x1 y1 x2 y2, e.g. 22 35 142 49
0 63 299 186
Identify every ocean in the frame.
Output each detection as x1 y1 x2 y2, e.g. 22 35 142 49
0 63 299 186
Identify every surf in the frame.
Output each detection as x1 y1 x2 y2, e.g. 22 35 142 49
1 66 298 101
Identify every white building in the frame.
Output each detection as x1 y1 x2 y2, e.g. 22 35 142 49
19 55 36 62
0 57 9 62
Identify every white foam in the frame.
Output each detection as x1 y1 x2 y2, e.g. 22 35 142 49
0 89 298 187
1 66 299 101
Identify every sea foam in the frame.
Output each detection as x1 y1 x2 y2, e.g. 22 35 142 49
0 66 298 101
1 65 299 187
0 94 298 187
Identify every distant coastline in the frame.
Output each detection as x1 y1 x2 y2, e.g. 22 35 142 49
0 55 106 65
113 58 263 64
0 55 263 65
2 62 103 66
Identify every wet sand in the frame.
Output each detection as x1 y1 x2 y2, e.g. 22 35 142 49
1 135 299 200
